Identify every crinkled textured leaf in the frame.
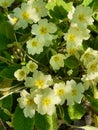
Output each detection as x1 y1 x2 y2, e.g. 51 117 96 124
13 105 35 130
0 21 14 40
0 65 21 79
68 103 86 120
92 0 98 11
64 55 79 69
0 95 13 121
82 0 94 6
46 0 72 19
35 112 58 130
0 35 10 51
1 95 13 111
63 107 72 124
0 78 13 91
57 0 73 12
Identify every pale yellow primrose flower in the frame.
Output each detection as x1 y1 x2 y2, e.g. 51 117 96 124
34 88 60 115
65 80 84 105
26 60 38 73
65 45 82 58
49 53 65 70
71 5 94 28
64 27 83 48
0 0 14 8
53 82 66 105
13 2 39 29
81 74 97 90
81 47 98 66
31 19 57 46
64 24 90 56
70 23 90 40
25 70 53 90
17 89 37 118
82 73 98 86
86 59 98 74
26 37 45 55
14 67 27 81
28 0 47 18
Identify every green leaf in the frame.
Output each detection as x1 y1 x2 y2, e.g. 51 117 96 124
0 35 10 51
49 6 67 20
64 55 79 69
0 95 13 121
92 36 98 50
92 0 98 11
0 125 5 130
56 0 73 12
0 78 13 91
1 95 13 111
46 1 56 11
19 33 31 42
13 105 35 130
0 12 6 22
35 112 58 130
0 21 14 40
0 18 14 51
0 65 21 79
63 107 72 124
86 95 98 113
0 108 10 121
68 103 86 120
46 0 72 19
82 0 94 6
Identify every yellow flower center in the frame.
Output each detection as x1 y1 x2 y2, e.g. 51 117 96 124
72 89 77 96
57 89 64 96
68 34 75 42
2 1 8 6
78 14 85 22
22 11 29 20
13 17 18 24
42 97 51 106
83 53 91 60
28 64 35 70
35 79 44 88
40 27 48 34
68 48 76 55
54 56 59 62
26 98 34 107
19 70 25 77
89 63 97 72
31 41 38 47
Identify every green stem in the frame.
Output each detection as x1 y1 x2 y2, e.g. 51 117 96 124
0 56 12 65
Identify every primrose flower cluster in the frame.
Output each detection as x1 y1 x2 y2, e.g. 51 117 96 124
12 0 96 119
64 5 94 56
15 60 85 118
81 48 98 90
8 0 47 29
